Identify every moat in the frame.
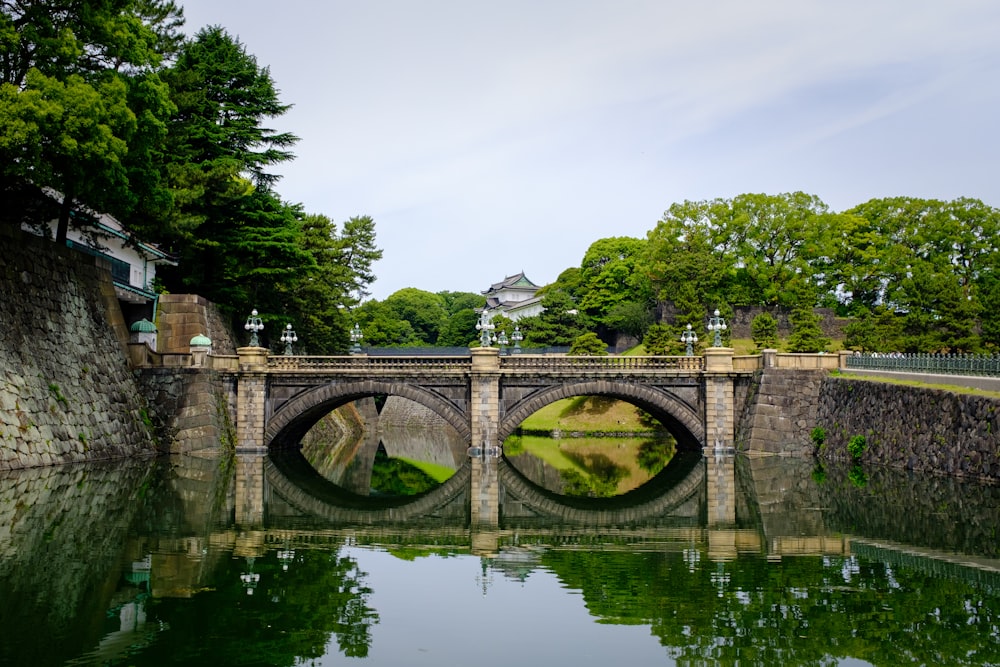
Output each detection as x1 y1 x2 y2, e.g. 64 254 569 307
3 436 1000 666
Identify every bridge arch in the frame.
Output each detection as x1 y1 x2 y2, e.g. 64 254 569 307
499 380 705 449
498 455 705 525
265 380 470 449
264 455 473 523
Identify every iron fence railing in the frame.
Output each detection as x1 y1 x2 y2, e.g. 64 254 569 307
845 352 1000 377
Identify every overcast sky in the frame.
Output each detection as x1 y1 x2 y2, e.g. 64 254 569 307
179 1 1000 301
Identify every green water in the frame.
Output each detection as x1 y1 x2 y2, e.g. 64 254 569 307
2 449 1000 666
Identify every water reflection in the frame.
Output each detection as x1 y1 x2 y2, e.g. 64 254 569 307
2 450 1000 665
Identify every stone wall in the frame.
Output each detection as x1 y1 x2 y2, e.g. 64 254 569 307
738 368 826 456
657 303 848 339
815 378 1000 481
135 368 235 454
0 227 157 469
157 294 237 354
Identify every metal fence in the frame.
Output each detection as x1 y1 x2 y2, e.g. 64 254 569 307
845 352 1000 377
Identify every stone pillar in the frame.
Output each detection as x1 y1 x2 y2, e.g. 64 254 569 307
703 347 735 450
706 452 736 527
469 347 500 526
762 348 777 369
236 346 268 452
234 452 266 527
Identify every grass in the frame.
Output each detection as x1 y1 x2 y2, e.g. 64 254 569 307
506 434 663 494
835 372 1000 399
396 457 456 482
519 396 653 433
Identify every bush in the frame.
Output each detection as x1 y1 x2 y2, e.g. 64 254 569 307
568 332 609 356
847 434 867 461
810 426 826 450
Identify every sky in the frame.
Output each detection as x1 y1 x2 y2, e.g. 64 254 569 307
179 1 1000 301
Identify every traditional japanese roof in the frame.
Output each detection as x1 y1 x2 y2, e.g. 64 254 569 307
482 271 539 295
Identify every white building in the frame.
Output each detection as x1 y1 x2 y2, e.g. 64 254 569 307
23 191 176 322
481 272 544 321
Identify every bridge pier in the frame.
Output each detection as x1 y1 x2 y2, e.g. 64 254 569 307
236 346 269 451
703 347 735 450
469 347 501 526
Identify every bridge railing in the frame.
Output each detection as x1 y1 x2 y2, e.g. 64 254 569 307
500 355 705 372
266 355 472 371
845 352 1000 377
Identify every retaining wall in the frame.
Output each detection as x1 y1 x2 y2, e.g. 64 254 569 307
0 227 157 469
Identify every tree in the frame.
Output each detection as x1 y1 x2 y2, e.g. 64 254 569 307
786 306 831 353
577 237 652 319
383 288 448 345
568 332 609 356
602 300 654 341
158 25 297 243
843 306 904 352
524 290 592 347
750 312 779 350
0 1 182 241
353 299 420 347
642 323 679 356
337 215 382 306
436 308 480 347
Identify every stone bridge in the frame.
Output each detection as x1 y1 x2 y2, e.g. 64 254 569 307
215 345 757 526
229 346 754 457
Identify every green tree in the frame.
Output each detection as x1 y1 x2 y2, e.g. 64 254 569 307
577 236 651 319
383 288 448 345
786 306 831 353
843 306 904 352
750 312 779 350
158 25 297 244
642 323 679 356
353 299 420 347
568 332 609 356
0 1 182 241
602 300 654 341
436 308 481 347
523 290 592 347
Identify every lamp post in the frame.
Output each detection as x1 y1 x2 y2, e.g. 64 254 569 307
707 309 727 348
349 323 363 354
280 323 298 355
681 323 698 356
497 329 509 355
475 310 496 347
244 309 264 347
510 325 523 354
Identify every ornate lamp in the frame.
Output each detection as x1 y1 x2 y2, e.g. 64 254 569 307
244 309 264 347
349 323 363 354
707 309 727 348
475 310 496 347
680 323 698 356
510 325 523 354
280 323 298 355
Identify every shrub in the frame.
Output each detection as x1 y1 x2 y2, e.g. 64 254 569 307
847 434 867 460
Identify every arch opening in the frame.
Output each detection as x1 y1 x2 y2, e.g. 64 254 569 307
265 382 470 499
500 384 704 499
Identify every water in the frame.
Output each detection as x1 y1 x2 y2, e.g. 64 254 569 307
2 444 1000 666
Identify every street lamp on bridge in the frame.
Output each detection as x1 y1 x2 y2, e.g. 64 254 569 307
349 323 364 354
244 309 264 347
707 309 727 348
681 323 698 356
280 323 298 355
476 310 496 347
510 325 523 354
